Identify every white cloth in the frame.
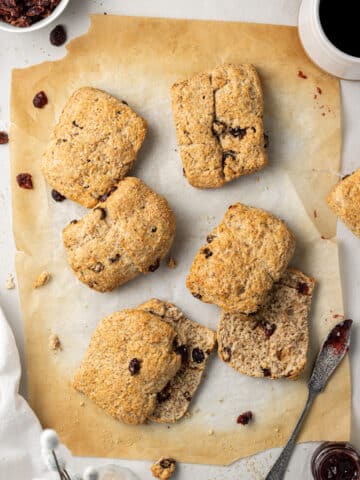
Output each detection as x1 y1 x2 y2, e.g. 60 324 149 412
0 306 44 479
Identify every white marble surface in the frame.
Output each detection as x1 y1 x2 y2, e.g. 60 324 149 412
0 1 359 478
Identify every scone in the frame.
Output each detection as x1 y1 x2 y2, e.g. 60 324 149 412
73 301 216 424
151 458 176 480
73 309 181 424
41 87 147 208
171 64 267 188
187 203 295 313
217 269 315 379
138 299 216 423
62 177 176 292
327 169 360 238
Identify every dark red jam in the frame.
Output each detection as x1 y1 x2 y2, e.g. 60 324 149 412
324 319 352 355
311 442 360 480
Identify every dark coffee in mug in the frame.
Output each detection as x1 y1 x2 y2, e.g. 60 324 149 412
319 0 360 57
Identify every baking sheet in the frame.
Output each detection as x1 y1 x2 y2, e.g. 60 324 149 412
10 15 350 464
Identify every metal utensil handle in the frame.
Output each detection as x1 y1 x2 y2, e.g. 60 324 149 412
265 390 316 480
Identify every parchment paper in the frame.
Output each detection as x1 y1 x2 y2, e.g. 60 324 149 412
10 16 350 464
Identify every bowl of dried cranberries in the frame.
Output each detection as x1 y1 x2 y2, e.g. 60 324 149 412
0 0 70 33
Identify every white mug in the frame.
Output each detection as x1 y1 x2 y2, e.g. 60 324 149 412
298 0 360 80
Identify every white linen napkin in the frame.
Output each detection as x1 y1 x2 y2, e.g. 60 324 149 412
0 306 44 479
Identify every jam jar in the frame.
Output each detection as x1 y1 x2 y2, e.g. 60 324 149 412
311 442 360 480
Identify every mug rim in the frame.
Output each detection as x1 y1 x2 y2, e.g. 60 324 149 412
313 0 360 63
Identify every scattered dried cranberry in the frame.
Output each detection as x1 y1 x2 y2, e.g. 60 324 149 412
174 344 188 363
109 253 120 263
33 91 48 109
128 358 141 375
94 207 107 219
192 347 205 363
298 70 308 79
16 173 33 189
183 391 192 401
50 24 67 46
222 346 232 362
148 258 160 272
262 367 271 377
160 459 176 469
0 131 9 144
297 282 310 295
51 189 65 202
203 247 213 259
237 411 253 425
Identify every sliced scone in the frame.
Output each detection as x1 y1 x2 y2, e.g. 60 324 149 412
138 299 216 423
171 63 267 188
63 177 176 292
327 169 360 238
186 203 295 313
73 309 181 425
217 269 315 379
41 87 147 208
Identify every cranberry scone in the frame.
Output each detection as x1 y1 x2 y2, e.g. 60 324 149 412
186 203 295 313
217 269 315 379
41 87 147 208
171 64 267 188
62 177 175 292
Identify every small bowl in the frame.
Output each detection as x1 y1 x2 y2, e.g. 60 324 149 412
0 0 70 33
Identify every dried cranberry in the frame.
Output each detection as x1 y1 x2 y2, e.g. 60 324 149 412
192 347 205 363
174 344 188 363
183 391 192 401
33 91 48 109
94 207 107 219
128 358 141 375
192 292 202 300
262 367 271 377
51 189 65 202
98 185 117 202
203 247 212 259
206 235 214 243
229 126 247 138
259 321 277 338
151 226 157 232
148 258 160 272
50 24 67 46
109 253 120 264
160 459 176 469
222 346 232 362
157 386 171 403
16 173 33 189
72 120 83 128
122 100 128 105
298 70 308 79
0 131 9 144
70 219 78 224
297 282 309 295
237 411 253 425
342 174 350 180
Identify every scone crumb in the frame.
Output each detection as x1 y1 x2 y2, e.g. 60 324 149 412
48 334 61 351
80 400 85 407
34 271 51 288
151 458 176 480
167 257 177 269
208 429 214 435
5 274 15 290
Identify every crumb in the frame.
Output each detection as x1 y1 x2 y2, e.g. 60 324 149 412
208 429 214 435
167 257 177 269
333 313 344 319
34 271 51 288
48 334 61 351
313 209 318 218
5 274 15 290
219 398 224 403
151 458 176 480
314 94 317 100
80 400 85 407
297 70 307 79
322 113 326 117
317 86 322 94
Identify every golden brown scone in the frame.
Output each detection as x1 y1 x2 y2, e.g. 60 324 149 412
327 169 360 238
186 203 295 313
73 309 181 425
171 64 267 188
138 299 216 423
62 177 176 292
217 269 315 380
41 87 147 208
151 458 176 480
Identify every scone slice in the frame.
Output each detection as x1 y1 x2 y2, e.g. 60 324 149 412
327 169 360 238
138 299 216 423
186 203 295 313
62 177 176 292
73 309 181 425
41 87 147 208
171 64 267 189
217 269 315 380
